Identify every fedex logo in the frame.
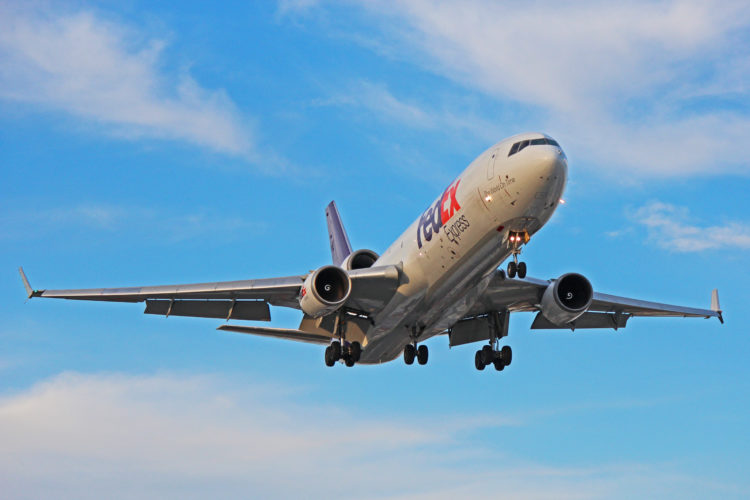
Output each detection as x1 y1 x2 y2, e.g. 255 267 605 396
416 179 461 248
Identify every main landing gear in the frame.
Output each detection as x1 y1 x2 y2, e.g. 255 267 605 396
403 324 428 366
403 343 429 365
474 344 512 371
474 310 512 372
324 312 361 367
324 340 361 367
506 230 528 279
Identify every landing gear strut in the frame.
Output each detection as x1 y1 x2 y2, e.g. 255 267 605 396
506 231 528 279
403 325 429 366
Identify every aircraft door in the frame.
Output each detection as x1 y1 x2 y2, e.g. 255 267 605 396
486 149 498 180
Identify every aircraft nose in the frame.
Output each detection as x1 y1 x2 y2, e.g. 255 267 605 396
526 145 567 186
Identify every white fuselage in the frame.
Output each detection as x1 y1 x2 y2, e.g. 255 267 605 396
360 133 568 363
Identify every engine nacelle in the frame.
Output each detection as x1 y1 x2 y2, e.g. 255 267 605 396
299 265 351 318
540 273 593 326
341 249 379 271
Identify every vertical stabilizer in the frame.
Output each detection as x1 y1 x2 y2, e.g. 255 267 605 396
326 201 353 266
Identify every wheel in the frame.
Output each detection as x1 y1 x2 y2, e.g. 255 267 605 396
480 345 494 366
517 262 527 279
404 344 416 365
500 345 512 366
324 346 335 367
507 261 517 278
344 355 355 367
331 341 341 361
474 350 485 370
417 345 429 365
493 358 505 371
350 341 362 362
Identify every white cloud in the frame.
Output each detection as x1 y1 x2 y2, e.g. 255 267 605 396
0 4 254 158
305 1 750 177
632 201 750 251
0 371 740 499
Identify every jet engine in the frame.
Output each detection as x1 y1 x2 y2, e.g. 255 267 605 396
299 265 352 318
341 249 379 270
539 273 593 326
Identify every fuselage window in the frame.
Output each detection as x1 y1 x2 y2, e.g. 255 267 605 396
530 138 546 146
508 142 520 156
547 139 560 147
517 140 530 153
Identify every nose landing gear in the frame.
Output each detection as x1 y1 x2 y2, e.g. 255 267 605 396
506 231 528 279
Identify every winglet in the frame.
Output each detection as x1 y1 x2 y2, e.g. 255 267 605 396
18 267 37 299
325 201 353 267
711 289 723 324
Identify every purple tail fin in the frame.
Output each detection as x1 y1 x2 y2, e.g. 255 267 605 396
326 201 353 266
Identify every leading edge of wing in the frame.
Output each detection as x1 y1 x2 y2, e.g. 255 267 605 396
218 324 332 344
24 273 305 302
590 290 722 321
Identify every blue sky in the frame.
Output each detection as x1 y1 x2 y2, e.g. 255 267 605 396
1 1 749 498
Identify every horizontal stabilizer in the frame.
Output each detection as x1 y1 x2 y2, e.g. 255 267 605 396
218 324 333 344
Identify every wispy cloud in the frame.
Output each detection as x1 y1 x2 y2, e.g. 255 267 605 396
0 203 264 243
313 80 503 142
631 201 750 252
0 4 254 158
0 371 739 499
292 1 750 177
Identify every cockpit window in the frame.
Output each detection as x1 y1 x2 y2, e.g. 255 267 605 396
507 137 561 156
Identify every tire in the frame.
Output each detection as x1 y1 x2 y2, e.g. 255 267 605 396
517 262 527 279
417 345 429 365
350 341 362 362
474 350 485 371
500 345 512 366
344 355 355 367
331 341 341 361
507 261 517 278
324 346 335 367
404 344 416 365
480 345 494 366
493 359 505 371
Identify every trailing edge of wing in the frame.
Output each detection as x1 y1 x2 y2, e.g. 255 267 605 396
218 324 333 344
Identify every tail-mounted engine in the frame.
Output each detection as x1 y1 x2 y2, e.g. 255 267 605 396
540 273 593 326
299 265 351 318
341 249 379 271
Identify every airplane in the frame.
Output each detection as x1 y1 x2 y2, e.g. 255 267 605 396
19 132 723 371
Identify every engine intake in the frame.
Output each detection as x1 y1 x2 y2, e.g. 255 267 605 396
540 273 593 326
342 249 379 270
299 265 351 318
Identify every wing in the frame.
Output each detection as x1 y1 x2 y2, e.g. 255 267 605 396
468 271 722 329
19 265 401 323
20 267 304 321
